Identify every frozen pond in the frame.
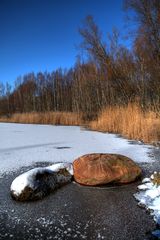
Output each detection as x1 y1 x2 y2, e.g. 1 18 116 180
0 123 155 177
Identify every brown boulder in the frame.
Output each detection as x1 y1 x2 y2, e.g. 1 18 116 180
73 153 142 186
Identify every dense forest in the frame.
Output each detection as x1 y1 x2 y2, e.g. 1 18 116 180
0 0 160 121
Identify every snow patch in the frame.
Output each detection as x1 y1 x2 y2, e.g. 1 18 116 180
46 162 73 175
134 173 160 223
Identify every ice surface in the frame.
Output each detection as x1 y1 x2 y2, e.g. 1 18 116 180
0 123 154 177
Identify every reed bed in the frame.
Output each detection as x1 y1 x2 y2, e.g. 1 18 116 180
90 103 160 143
0 111 82 126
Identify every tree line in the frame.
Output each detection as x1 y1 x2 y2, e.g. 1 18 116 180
0 0 160 119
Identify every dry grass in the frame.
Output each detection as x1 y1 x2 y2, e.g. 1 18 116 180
90 103 160 143
0 111 82 126
151 172 160 186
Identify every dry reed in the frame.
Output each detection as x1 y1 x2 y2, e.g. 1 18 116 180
90 103 160 143
0 111 82 126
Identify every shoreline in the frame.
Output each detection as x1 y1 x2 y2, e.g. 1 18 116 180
0 121 160 147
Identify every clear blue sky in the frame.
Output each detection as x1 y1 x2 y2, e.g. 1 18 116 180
0 0 129 85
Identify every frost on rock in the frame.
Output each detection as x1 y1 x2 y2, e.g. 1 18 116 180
134 172 160 224
10 163 73 201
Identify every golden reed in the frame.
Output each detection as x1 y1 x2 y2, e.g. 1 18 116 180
0 111 82 126
90 103 160 143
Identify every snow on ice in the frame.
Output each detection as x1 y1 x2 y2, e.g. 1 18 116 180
134 173 160 224
0 123 155 178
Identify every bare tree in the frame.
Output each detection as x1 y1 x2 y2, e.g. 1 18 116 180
79 15 109 68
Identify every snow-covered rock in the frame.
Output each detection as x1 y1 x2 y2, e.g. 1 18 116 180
11 163 73 201
134 173 160 224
